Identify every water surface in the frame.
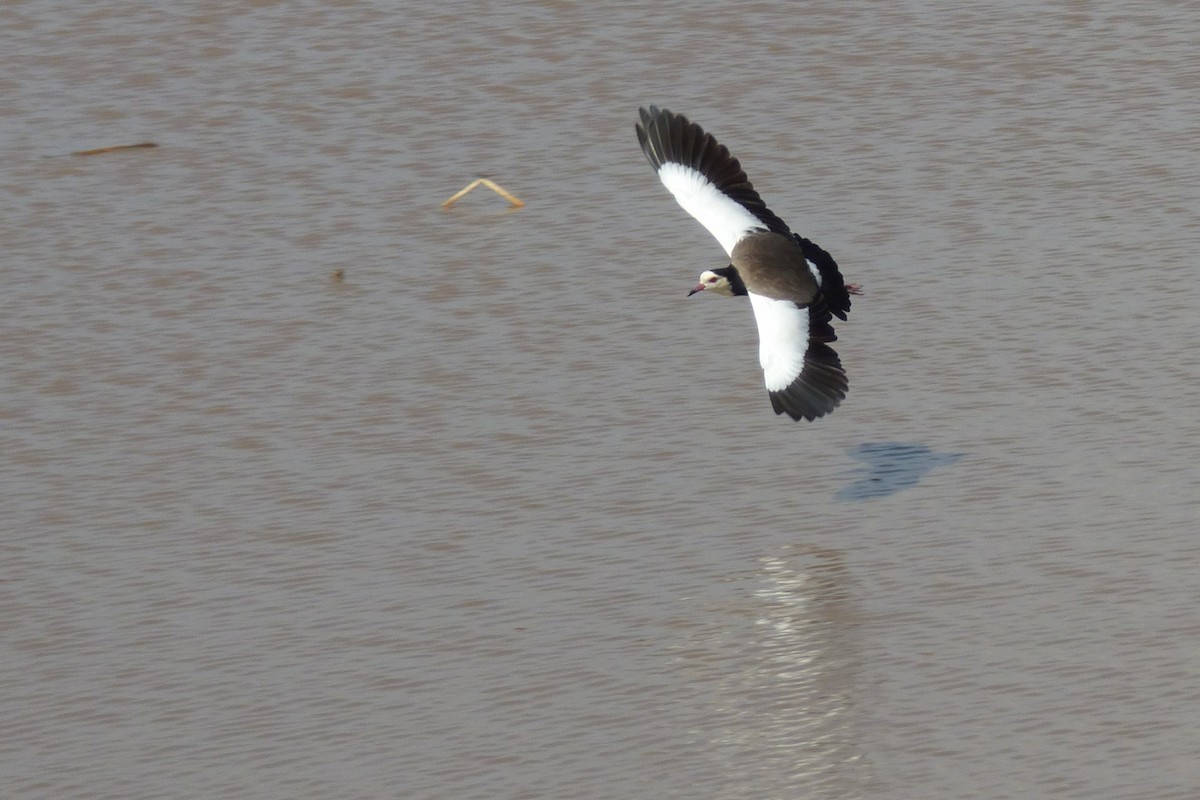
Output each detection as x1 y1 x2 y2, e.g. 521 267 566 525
2 2 1198 798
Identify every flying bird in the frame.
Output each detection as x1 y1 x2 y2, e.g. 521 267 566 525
636 105 857 422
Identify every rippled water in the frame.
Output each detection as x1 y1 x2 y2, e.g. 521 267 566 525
3 2 1198 798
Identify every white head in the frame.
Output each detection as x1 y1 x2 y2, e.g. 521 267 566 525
688 266 745 297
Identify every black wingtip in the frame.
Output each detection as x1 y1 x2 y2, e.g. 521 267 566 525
636 106 690 174
635 105 792 236
767 342 848 422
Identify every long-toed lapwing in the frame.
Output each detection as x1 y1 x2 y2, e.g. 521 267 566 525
636 105 858 422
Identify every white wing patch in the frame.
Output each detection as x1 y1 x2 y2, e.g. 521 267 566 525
657 163 762 257
748 293 810 392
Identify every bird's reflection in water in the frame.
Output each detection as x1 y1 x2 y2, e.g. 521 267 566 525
836 442 964 501
678 544 870 799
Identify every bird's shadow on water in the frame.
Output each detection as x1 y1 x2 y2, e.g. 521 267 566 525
835 442 964 502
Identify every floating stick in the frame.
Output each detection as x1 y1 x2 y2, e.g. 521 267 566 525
71 142 159 157
441 177 524 209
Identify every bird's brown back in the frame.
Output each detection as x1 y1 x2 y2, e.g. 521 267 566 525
730 232 819 304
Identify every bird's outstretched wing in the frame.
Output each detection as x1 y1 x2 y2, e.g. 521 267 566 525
748 292 847 421
636 106 791 256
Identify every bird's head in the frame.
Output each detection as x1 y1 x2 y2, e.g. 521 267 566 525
688 266 746 297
